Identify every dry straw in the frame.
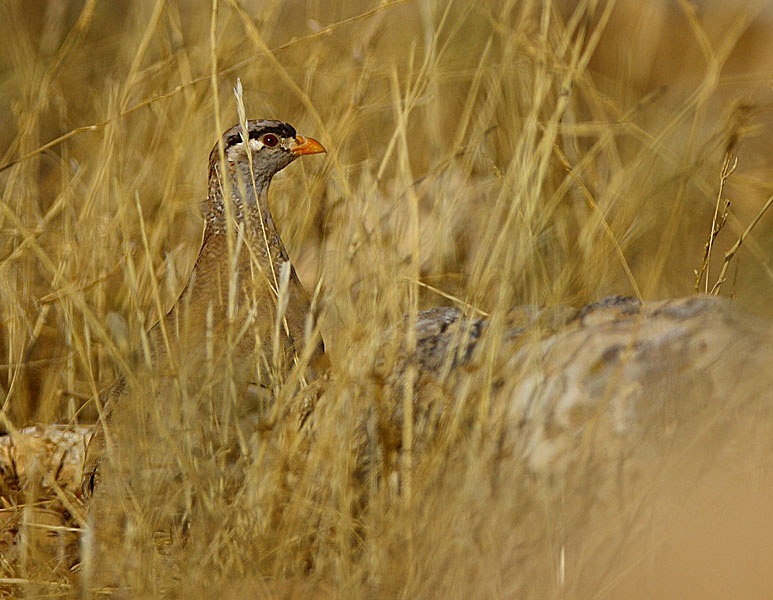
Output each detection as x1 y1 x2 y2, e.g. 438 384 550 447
0 1 772 598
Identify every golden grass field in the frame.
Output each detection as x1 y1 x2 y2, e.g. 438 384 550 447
1 0 773 598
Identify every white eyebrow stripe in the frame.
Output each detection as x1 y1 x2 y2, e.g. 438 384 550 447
225 138 263 158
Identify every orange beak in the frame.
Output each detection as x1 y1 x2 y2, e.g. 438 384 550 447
292 135 326 156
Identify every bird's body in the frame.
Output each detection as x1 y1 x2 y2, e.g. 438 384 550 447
83 119 328 494
149 120 327 390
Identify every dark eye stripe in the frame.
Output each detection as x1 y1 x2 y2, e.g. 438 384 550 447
223 121 297 149
249 122 296 141
225 133 242 147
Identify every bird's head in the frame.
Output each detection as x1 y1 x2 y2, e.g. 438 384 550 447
211 119 325 190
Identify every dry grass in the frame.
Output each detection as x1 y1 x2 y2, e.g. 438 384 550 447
1 0 773 598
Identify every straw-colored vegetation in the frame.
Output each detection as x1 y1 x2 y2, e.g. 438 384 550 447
1 0 773 598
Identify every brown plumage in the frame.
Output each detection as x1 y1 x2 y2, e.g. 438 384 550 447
151 119 328 386
82 120 328 494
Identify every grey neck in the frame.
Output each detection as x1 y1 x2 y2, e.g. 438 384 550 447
204 162 290 263
207 161 273 228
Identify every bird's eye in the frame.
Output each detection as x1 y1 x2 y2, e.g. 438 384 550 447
262 134 279 147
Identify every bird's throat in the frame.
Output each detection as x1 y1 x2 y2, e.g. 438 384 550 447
204 167 291 270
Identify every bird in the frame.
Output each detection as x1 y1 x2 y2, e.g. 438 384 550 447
81 119 329 495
